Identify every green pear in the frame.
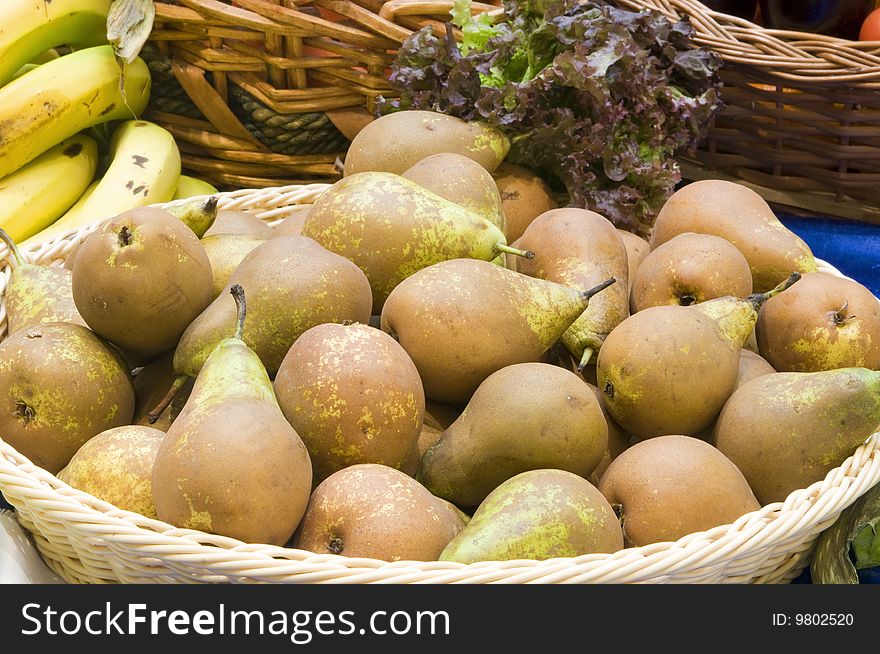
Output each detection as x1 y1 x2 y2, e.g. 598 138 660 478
513 208 630 369
164 196 219 238
417 363 608 507
380 258 616 404
173 236 373 380
152 286 313 545
439 469 623 563
0 322 135 473
302 172 527 312
597 274 800 440
0 229 87 335
714 368 880 505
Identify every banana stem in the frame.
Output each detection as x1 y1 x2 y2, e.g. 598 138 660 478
577 348 594 372
231 284 247 341
147 374 188 424
582 277 616 301
0 228 25 266
747 272 801 311
494 243 535 260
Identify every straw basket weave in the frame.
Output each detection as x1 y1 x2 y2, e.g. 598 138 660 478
616 0 880 225
145 0 498 189
1 184 879 584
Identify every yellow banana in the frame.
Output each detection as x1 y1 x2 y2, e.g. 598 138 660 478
0 45 150 180
173 175 219 200
0 134 97 242
25 120 181 247
0 0 111 86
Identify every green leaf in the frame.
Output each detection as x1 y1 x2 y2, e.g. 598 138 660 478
107 0 155 65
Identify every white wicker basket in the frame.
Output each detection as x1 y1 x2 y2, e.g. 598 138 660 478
1 184 878 584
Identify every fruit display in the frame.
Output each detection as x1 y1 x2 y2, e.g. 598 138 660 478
1 101 877 575
0 0 878 587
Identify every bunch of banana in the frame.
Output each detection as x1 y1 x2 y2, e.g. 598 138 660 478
0 0 219 247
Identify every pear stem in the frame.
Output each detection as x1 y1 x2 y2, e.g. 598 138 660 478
230 284 247 341
582 277 616 301
494 243 535 260
577 348 594 372
202 195 219 217
746 272 801 311
147 374 189 424
0 228 25 266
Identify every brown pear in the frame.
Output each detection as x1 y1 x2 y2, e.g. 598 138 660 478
491 162 558 242
200 233 266 299
598 435 760 547
585 383 631 487
402 153 506 233
71 207 213 359
58 425 164 519
650 180 816 292
616 229 650 293
514 208 630 369
203 210 273 238
173 236 373 378
630 232 753 313
272 206 312 238
380 258 615 404
274 322 425 485
131 352 194 431
756 271 880 372
417 363 608 508
295 464 467 561
0 323 135 473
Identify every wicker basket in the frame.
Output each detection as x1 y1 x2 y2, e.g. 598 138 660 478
616 0 880 225
1 184 879 584
145 0 497 189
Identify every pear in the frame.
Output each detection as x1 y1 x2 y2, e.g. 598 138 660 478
424 401 462 431
616 229 649 294
597 274 799 440
203 210 273 238
164 196 219 238
714 368 880 505
491 162 558 242
513 208 630 369
650 180 816 292
200 233 266 299
439 469 623 563
294 464 467 562
173 236 373 380
302 172 528 312
274 322 425 485
152 286 313 545
402 153 506 233
272 206 312 238
0 323 135 473
735 350 776 391
756 271 880 372
71 207 214 359
131 352 194 431
585 382 631 487
417 363 608 508
630 232 753 313
58 425 165 519
0 229 87 335
380 258 616 404
598 436 760 546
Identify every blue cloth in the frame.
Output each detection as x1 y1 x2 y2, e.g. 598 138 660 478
777 213 880 296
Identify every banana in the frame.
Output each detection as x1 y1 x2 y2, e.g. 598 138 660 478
173 175 219 200
25 120 181 247
0 45 151 180
0 0 111 86
0 134 97 242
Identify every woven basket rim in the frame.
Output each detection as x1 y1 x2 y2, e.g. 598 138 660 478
1 182 879 583
617 0 880 85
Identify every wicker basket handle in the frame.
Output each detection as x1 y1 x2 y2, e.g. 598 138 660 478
378 0 500 21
